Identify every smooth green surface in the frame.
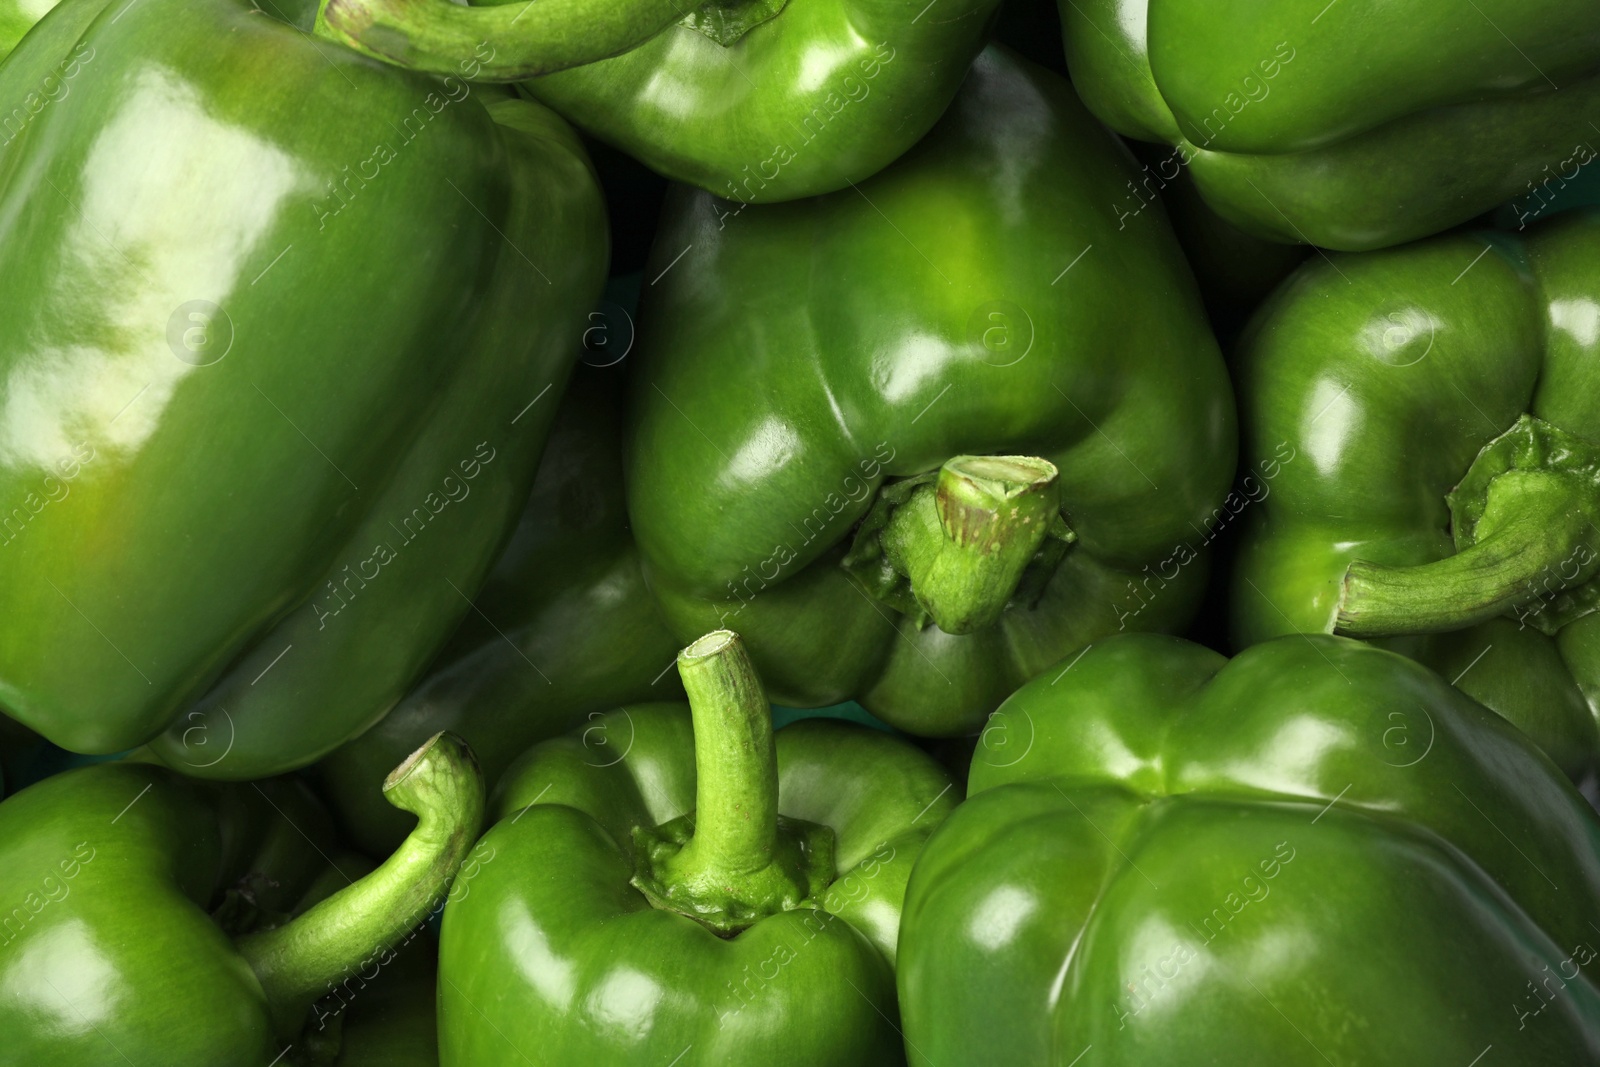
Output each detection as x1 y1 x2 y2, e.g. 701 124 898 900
899 633 1600 1064
0 744 477 1064
501 0 1001 201
0 0 606 778
316 0 684 80
627 46 1234 736
1063 0 1600 249
1232 210 1600 783
439 698 959 1063
0 0 54 58
316 364 684 855
0 766 287 1063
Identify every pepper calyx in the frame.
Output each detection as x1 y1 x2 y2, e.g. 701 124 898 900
1337 414 1600 638
841 455 1075 634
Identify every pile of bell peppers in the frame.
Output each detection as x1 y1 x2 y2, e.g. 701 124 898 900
0 0 1596 1063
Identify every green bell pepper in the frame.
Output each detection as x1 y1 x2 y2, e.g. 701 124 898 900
314 0 689 82
0 733 483 1065
317 361 684 855
1232 209 1600 783
0 1 35 57
0 0 606 777
438 631 958 1064
1062 0 1600 250
899 633 1600 1064
1 0 315 56
314 0 1001 203
627 45 1235 736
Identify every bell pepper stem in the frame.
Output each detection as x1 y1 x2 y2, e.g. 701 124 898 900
673 630 779 878
237 732 484 1036
315 0 685 82
629 631 834 932
1336 472 1600 638
883 455 1067 634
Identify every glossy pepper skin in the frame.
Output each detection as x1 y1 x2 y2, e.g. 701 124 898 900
899 633 1600 1065
0 732 484 1065
438 632 959 1065
1062 0 1600 250
491 0 1001 203
627 46 1234 737
0 2 34 57
1232 210 1600 785
314 0 1002 203
317 362 684 855
0 0 606 776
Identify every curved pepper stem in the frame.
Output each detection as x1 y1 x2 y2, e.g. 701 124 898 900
314 0 685 82
844 455 1075 635
238 732 484 1036
678 631 780 875
1336 415 1600 638
631 631 832 933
